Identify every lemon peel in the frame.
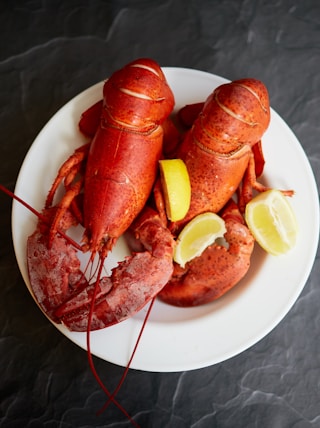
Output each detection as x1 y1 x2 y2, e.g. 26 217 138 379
159 159 191 222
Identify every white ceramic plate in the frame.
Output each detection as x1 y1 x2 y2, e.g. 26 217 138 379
12 68 319 372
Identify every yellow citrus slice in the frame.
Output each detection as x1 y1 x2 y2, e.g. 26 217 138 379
245 189 298 256
159 159 191 222
174 212 226 268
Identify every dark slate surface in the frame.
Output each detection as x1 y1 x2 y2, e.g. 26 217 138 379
1 1 319 427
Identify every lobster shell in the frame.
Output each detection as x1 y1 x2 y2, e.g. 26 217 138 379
82 58 175 253
175 78 270 223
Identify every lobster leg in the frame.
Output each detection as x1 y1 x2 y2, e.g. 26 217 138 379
45 143 89 208
237 150 269 212
158 200 255 307
43 143 91 246
78 99 103 137
49 207 175 331
177 102 204 129
251 140 265 178
238 149 294 212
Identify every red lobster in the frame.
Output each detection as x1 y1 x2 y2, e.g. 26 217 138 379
156 78 279 307
26 58 175 332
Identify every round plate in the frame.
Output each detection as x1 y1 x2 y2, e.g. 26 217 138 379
12 68 319 372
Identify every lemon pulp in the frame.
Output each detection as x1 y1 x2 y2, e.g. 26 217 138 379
174 212 226 268
245 189 298 256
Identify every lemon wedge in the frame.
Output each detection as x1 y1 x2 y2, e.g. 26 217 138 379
245 189 298 256
174 212 226 267
159 159 191 222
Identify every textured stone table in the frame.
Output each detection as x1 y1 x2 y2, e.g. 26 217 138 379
1 1 319 427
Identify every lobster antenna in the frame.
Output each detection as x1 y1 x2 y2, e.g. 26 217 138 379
0 184 45 220
0 184 83 251
86 257 141 428
98 297 156 415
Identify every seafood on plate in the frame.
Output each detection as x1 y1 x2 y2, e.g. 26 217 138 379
20 65 289 329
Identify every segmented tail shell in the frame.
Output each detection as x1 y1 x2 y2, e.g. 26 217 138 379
192 78 270 154
102 58 175 132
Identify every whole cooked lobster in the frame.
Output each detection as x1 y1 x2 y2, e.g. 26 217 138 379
26 58 176 331
157 77 273 306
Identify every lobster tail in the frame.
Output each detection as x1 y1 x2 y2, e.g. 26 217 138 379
192 78 270 154
103 58 175 132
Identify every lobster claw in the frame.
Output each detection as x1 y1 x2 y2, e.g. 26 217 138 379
158 200 255 307
27 226 89 323
56 208 175 331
